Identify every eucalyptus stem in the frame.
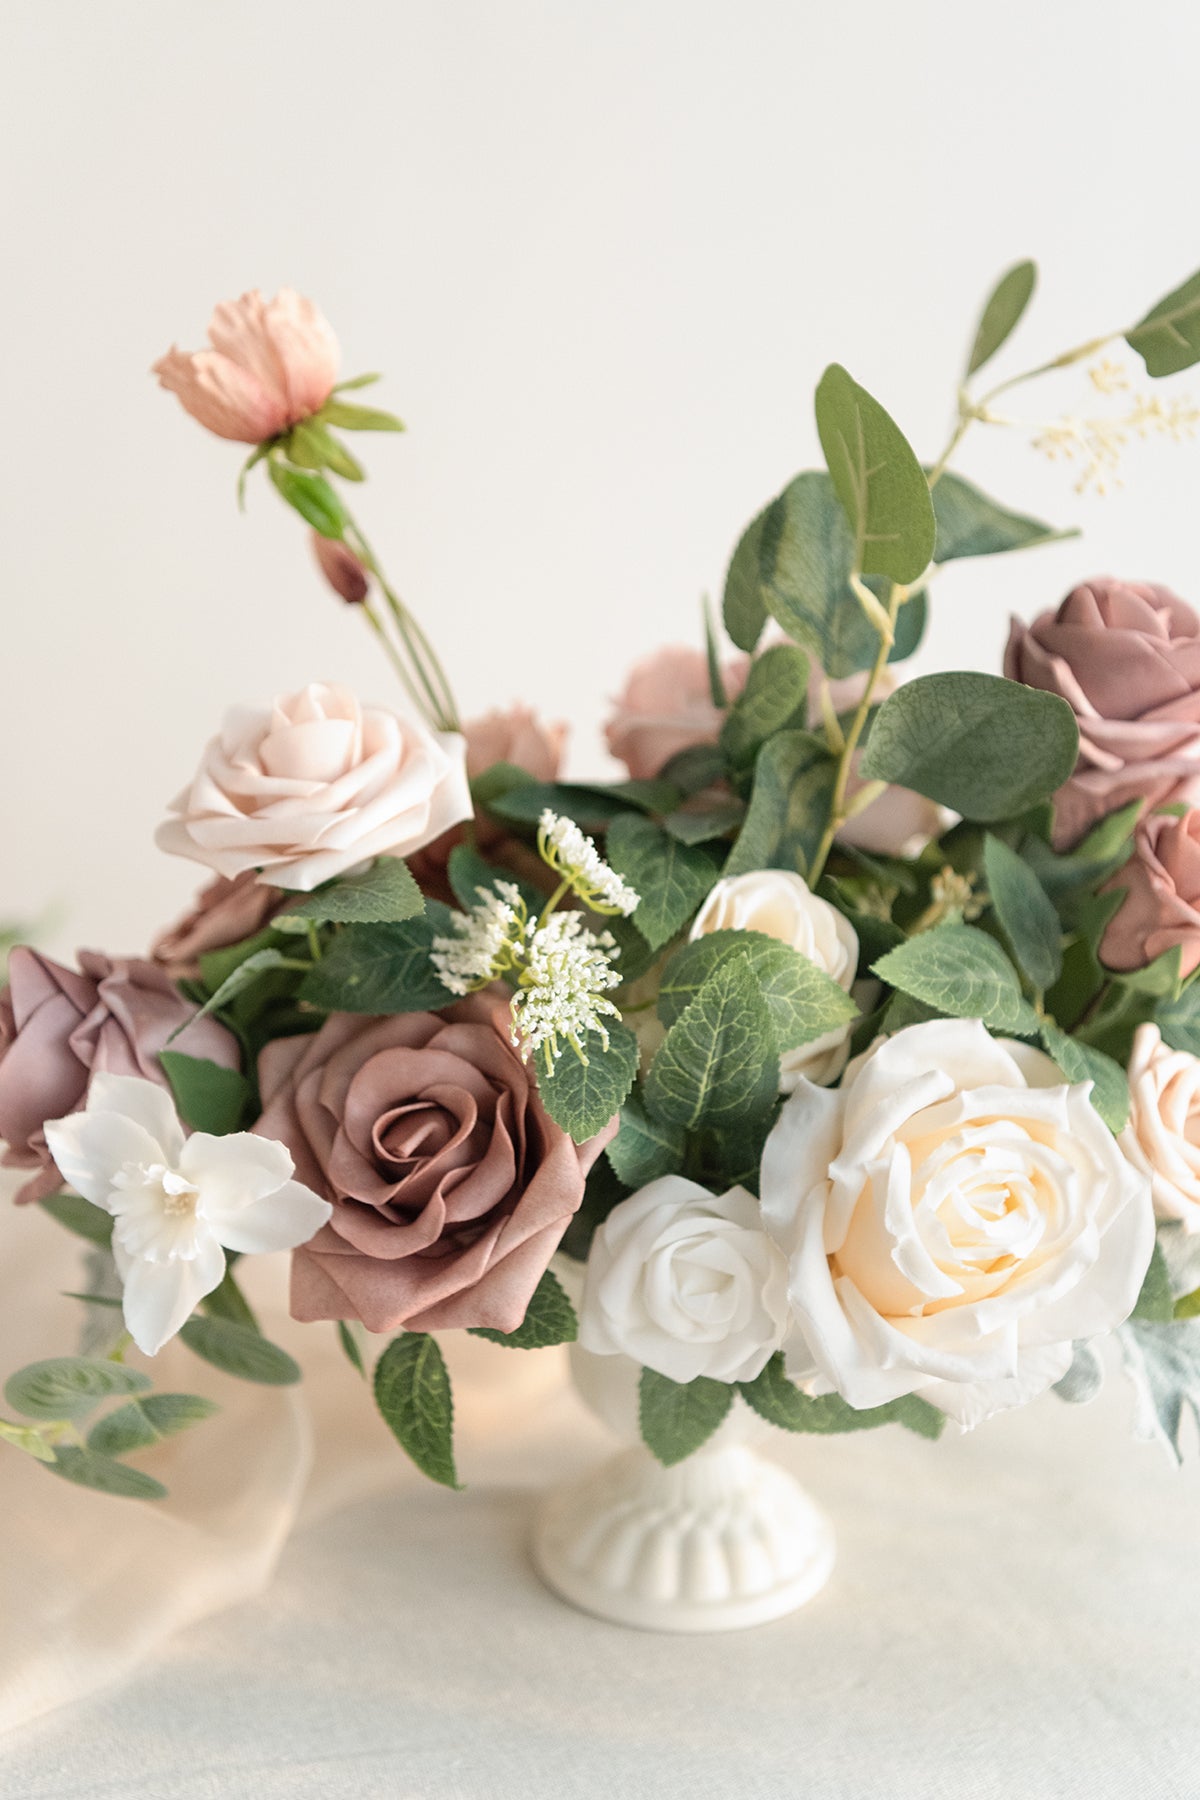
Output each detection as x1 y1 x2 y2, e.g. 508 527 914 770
808 582 903 887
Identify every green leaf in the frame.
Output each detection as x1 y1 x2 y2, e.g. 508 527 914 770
930 471 1073 563
0 1419 56 1463
6 1357 151 1422
49 1447 167 1501
299 908 456 1014
61 1291 122 1310
1158 979 1200 1057
658 745 728 796
267 462 346 538
658 928 856 1049
638 1367 733 1466
814 364 936 584
1127 268 1200 377
860 672 1079 822
332 370 382 392
719 644 810 767
1132 1240 1174 1324
200 1267 259 1330
662 802 745 846
283 858 424 926
336 1320 368 1377
604 913 658 987
722 508 770 652
319 399 405 431
159 1052 250 1135
446 844 538 915
179 1316 300 1386
739 1354 945 1438
88 1393 219 1457
606 1095 686 1186
1118 1317 1200 1463
983 834 1062 993
486 779 677 829
1037 1022 1130 1134
644 952 778 1131
965 259 1037 376
1115 944 1184 1002
538 1023 639 1142
183 947 292 1031
373 1332 460 1488
287 420 364 482
723 730 837 880
469 1269 578 1349
1026 800 1143 902
606 814 721 951
39 1191 114 1248
872 924 1033 1032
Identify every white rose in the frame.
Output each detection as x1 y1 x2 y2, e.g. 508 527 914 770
759 1017 1154 1429
1122 1022 1200 1232
158 681 472 892
689 871 859 1087
578 1175 789 1384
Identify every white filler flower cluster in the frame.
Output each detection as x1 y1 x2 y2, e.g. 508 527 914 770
537 809 640 915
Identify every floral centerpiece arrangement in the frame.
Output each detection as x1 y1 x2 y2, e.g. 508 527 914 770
7 267 1200 1626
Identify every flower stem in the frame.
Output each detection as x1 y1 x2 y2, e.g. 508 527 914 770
808 583 903 887
343 513 461 734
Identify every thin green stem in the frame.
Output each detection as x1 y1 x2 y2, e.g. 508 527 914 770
808 583 903 887
537 876 572 931
344 513 461 733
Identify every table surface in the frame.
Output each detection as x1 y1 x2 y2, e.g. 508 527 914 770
2 1337 1197 1800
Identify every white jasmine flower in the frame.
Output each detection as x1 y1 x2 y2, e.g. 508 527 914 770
537 809 639 916
515 911 623 1067
44 1073 332 1357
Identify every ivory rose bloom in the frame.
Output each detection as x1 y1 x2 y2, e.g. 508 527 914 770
157 682 472 893
1101 810 1200 979
689 871 859 1087
605 646 748 781
579 1176 789 1384
153 288 339 443
1121 1023 1200 1232
760 1019 1153 1428
1005 578 1200 849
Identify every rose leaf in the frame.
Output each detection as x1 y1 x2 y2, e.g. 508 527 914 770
638 1368 733 1467
469 1269 577 1350
538 1022 639 1144
373 1332 461 1489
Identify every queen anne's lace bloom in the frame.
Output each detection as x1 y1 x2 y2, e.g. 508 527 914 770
537 810 639 916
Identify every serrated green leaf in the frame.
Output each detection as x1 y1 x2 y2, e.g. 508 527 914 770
159 1052 250 1136
723 730 837 880
49 1447 168 1501
179 1316 300 1385
1132 1240 1174 1324
604 913 658 987
6 1357 151 1422
644 953 777 1130
814 365 936 584
965 259 1037 376
1127 268 1200 377
267 462 346 538
1157 978 1200 1057
872 924 1030 1031
299 908 456 1014
373 1332 460 1488
983 834 1062 993
605 814 721 951
446 844 542 916
182 947 292 1032
39 1191 114 1248
719 644 810 767
538 1023 639 1142
930 471 1072 563
860 672 1079 822
319 399 405 431
738 1353 945 1438
658 928 856 1048
1037 1021 1130 1134
486 779 677 829
87 1393 218 1457
662 802 745 846
469 1269 578 1349
638 1367 732 1466
283 858 424 926
606 1095 685 1186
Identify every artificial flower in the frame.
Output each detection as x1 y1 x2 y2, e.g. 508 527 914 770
44 1074 330 1356
310 532 370 604
1101 809 1200 978
1121 1022 1200 1231
156 680 472 892
579 1176 789 1384
689 870 859 1086
151 871 286 982
153 288 339 444
759 1018 1154 1428
605 645 748 781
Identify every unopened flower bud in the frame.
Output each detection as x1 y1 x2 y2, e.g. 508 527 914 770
310 531 370 604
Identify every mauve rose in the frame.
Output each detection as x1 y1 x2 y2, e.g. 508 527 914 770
152 871 286 982
605 646 749 781
0 948 239 1204
1101 810 1200 978
153 288 339 444
1005 578 1200 849
256 995 614 1334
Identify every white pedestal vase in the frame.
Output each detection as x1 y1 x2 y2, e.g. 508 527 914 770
532 1342 835 1632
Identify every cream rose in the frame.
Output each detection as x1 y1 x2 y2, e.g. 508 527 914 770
157 682 472 892
578 1176 789 1384
1121 1022 1200 1232
760 1018 1154 1428
689 871 859 1087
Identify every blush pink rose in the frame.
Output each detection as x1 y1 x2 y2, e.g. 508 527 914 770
152 872 287 983
153 288 339 444
1005 578 1200 849
605 646 749 781
1101 810 1200 978
156 682 472 893
256 995 615 1334
0 948 239 1204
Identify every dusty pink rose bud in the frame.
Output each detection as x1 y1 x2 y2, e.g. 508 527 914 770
152 872 286 983
153 288 339 444
605 645 749 781
1101 810 1200 978
0 948 239 1204
1005 578 1200 849
310 532 370 604
256 995 615 1334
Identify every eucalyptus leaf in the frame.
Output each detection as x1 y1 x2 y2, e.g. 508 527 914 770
638 1367 733 1466
930 471 1072 563
872 925 1032 1032
719 644 810 767
159 1052 250 1136
373 1332 460 1488
88 1393 218 1457
469 1269 578 1349
722 508 770 652
49 1447 168 1501
723 730 837 880
179 1316 300 1386
606 1096 686 1187
814 364 936 584
39 1192 114 1248
983 834 1063 993
537 1023 639 1143
657 928 856 1049
965 259 1037 376
1127 268 1200 377
300 908 456 1014
644 953 778 1131
605 814 721 951
283 858 424 926
6 1357 151 1422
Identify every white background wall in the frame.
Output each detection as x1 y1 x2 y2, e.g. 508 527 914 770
4 0 1200 959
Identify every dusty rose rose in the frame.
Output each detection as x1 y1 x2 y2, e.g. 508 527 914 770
1101 810 1200 978
153 288 339 443
0 948 239 1204
256 995 614 1333
152 872 287 983
1005 578 1200 849
310 532 370 604
156 681 472 893
605 646 749 781
807 667 949 858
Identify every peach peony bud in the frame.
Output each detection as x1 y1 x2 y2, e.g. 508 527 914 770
153 288 340 444
310 531 370 604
